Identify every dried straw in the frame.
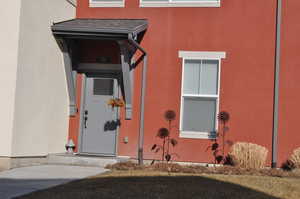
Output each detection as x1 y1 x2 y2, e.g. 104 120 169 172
289 147 300 168
229 142 268 169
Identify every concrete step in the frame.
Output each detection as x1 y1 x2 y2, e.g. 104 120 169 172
47 153 129 167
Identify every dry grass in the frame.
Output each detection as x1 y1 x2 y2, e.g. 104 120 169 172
17 170 300 199
289 147 300 168
228 142 268 169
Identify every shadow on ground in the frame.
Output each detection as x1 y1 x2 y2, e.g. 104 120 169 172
0 178 76 199
14 175 280 199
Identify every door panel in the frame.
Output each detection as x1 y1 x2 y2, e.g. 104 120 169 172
81 77 118 155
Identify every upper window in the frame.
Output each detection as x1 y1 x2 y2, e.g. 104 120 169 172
140 0 220 7
179 51 225 139
89 0 125 7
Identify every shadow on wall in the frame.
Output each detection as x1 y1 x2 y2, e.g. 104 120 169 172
104 119 121 132
14 175 280 199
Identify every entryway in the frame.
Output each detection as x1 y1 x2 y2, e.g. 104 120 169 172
52 19 148 164
80 77 119 156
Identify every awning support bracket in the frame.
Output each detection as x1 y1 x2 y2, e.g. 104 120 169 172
118 40 133 120
58 39 77 116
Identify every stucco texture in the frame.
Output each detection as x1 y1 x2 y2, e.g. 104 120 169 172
11 0 75 157
0 0 22 156
73 0 300 165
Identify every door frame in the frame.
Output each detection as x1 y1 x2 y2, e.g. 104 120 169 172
77 74 121 157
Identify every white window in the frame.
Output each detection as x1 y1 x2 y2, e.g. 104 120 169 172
140 0 220 7
90 0 125 7
179 51 226 139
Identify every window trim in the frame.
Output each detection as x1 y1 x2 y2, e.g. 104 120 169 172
140 0 220 8
179 51 226 139
89 0 125 7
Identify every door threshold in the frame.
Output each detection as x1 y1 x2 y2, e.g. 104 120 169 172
76 153 116 158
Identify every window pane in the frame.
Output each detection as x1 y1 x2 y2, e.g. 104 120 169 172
182 97 216 132
200 60 219 95
183 60 200 95
93 79 114 96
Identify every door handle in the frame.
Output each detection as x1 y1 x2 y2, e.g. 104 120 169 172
84 116 88 128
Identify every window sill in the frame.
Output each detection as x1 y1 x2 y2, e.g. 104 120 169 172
180 131 216 139
140 1 220 8
89 1 125 7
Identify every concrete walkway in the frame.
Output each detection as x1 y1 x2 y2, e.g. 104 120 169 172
0 165 107 199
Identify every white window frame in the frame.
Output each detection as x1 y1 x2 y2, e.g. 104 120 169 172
178 51 226 139
89 0 125 7
140 0 220 8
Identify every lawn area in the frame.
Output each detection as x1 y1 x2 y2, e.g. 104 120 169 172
17 170 300 199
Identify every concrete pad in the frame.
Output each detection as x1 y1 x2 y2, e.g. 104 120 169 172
0 165 107 199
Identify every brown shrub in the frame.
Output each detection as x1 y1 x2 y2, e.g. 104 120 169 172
105 161 144 170
228 142 268 169
289 147 300 169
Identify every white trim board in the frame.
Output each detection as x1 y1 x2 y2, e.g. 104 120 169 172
179 51 226 59
89 0 125 7
180 131 217 139
140 0 220 7
178 50 226 139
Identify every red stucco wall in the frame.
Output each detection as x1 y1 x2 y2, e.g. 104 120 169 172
67 0 300 166
68 74 83 152
277 0 300 165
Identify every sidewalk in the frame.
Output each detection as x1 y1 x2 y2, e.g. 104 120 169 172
0 165 106 199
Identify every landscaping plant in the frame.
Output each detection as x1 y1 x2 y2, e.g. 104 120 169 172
207 111 230 164
228 142 268 169
283 147 300 170
151 110 178 163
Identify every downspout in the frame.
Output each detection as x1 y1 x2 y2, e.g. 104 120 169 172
128 34 147 165
272 0 282 168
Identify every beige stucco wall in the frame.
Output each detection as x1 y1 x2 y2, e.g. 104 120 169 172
0 0 22 157
11 0 75 156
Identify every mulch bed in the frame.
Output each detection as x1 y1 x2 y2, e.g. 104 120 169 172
106 161 300 178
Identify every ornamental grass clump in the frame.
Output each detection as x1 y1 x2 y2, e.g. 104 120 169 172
228 142 268 169
288 147 300 169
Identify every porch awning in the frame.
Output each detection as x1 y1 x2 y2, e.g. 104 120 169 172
52 19 148 36
51 19 148 120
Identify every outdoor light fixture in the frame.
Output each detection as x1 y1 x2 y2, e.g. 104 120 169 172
65 139 76 154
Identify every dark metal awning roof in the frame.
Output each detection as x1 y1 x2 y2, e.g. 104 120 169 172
52 19 148 37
